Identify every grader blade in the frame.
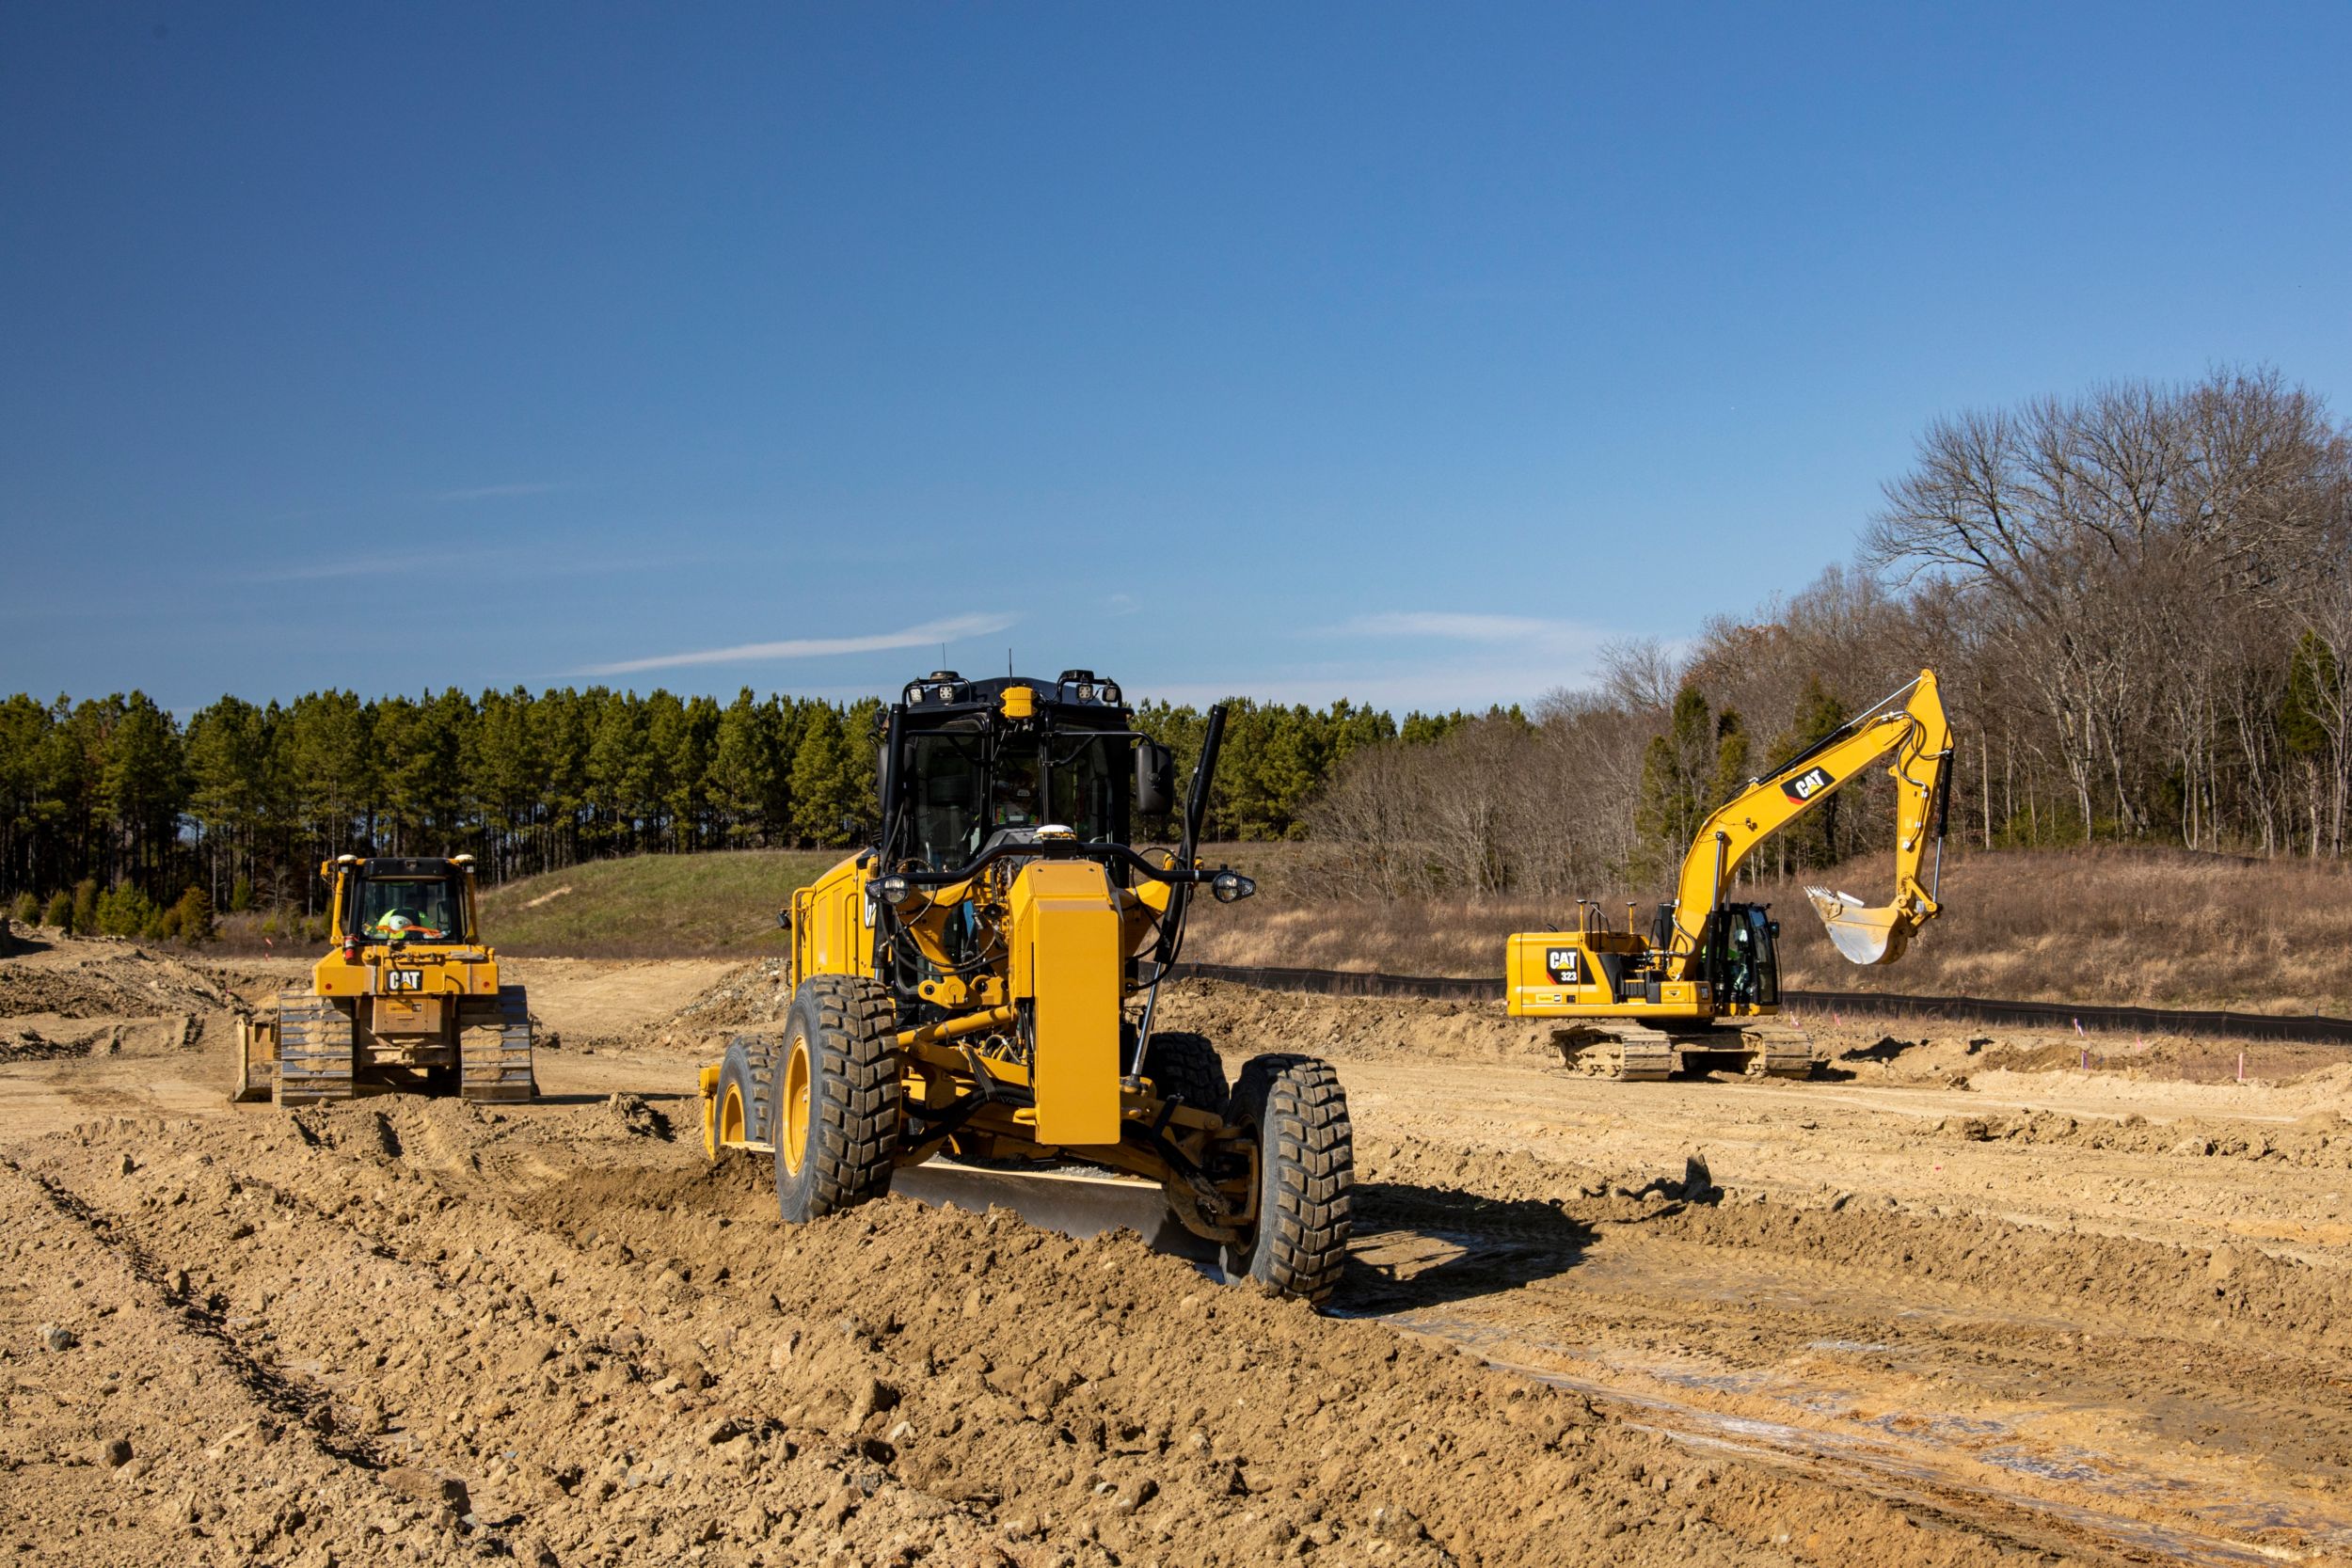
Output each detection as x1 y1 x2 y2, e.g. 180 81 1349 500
1804 885 1914 966
893 1163 1220 1265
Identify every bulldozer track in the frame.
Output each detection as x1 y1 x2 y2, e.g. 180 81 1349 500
457 986 533 1102
273 990 354 1106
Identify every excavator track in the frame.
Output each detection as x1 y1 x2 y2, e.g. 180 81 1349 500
1552 1024 1677 1082
1738 1024 1817 1080
274 991 355 1106
458 987 535 1103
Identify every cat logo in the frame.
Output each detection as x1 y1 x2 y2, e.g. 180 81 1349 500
1782 766 1834 803
1545 947 1580 985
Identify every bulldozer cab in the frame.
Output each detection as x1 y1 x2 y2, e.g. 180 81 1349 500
339 859 472 945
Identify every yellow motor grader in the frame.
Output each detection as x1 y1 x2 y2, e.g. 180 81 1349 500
1506 669 1954 1080
699 671 1353 1304
231 854 534 1106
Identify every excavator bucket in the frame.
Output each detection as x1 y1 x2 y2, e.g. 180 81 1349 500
1804 886 1914 966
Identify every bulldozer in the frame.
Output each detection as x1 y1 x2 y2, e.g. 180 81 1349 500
1506 669 1953 1080
699 670 1355 1305
231 853 534 1106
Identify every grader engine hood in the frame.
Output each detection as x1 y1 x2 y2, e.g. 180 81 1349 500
1006 859 1124 1146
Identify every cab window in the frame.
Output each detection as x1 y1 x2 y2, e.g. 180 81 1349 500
353 876 466 942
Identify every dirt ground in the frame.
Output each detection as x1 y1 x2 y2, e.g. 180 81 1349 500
3 936 2349 1566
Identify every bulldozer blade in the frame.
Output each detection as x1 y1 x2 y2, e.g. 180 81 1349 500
894 1163 1219 1265
1804 886 1912 966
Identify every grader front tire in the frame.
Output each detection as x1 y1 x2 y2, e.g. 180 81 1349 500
772 977 900 1225
1224 1053 1354 1306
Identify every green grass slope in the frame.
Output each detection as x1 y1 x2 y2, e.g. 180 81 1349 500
476 849 842 957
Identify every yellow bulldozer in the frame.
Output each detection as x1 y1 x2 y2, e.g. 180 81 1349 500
231 853 534 1106
1506 669 1953 1080
699 670 1354 1304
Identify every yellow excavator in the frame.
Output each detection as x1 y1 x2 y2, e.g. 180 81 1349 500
1506 669 1953 1080
699 671 1354 1305
231 854 533 1106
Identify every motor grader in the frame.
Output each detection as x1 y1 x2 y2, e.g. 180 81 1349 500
1506 669 1954 1080
231 854 534 1106
699 670 1354 1305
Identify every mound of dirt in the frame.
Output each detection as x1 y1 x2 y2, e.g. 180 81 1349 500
1931 1107 2352 1168
0 944 246 1021
1358 1129 2352 1354
649 957 791 1048
0 1025 101 1064
0 1101 2053 1568
1154 978 1551 1064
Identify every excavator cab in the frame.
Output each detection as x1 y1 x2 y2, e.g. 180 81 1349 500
1698 904 1780 1008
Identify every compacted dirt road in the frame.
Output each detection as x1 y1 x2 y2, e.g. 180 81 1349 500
3 935 2348 1566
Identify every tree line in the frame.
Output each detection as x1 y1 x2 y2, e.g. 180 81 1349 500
0 680 1496 928
1307 366 2352 898
8 366 2344 929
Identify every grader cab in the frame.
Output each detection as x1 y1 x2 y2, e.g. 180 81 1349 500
700 671 1355 1305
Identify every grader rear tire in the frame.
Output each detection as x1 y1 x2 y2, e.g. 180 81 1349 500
772 977 900 1225
1223 1053 1353 1306
1141 1031 1230 1119
709 1041 760 1159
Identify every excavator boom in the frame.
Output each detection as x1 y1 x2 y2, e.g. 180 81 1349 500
1670 670 1952 967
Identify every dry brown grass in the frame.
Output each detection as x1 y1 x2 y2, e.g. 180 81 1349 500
1183 845 2352 1017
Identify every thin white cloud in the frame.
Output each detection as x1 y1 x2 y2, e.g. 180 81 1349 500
1315 610 1612 655
577 613 1019 676
437 482 570 502
1330 611 1564 643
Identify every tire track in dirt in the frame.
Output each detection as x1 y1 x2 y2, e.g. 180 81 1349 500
5 1102 2091 1568
1345 1134 2352 1561
3 1151 389 1473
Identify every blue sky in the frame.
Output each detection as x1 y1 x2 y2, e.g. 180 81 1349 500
4 4 2346 715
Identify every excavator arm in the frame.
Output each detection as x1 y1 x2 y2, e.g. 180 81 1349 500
1667 670 1952 968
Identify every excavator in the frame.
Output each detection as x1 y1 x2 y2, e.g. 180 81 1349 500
1505 669 1953 1080
699 670 1354 1305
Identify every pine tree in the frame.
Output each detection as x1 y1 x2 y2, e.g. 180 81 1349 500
170 885 215 943
709 689 780 847
1635 685 1717 872
789 704 857 847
